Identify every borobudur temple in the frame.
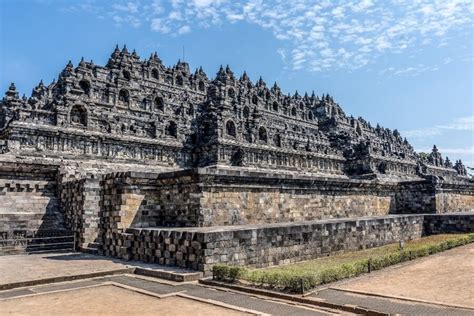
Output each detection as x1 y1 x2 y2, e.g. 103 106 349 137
0 46 472 272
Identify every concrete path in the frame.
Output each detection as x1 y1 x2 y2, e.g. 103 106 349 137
0 252 201 288
0 252 129 286
333 243 474 308
0 275 341 315
310 243 474 315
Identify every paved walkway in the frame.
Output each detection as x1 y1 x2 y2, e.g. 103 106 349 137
310 243 474 315
0 252 129 286
0 252 201 287
0 285 248 315
334 243 474 308
0 275 339 315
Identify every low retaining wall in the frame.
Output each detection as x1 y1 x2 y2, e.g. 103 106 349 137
423 213 474 234
101 214 425 274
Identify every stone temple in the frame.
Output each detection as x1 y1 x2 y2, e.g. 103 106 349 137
0 46 473 273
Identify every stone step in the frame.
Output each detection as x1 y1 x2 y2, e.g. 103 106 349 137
133 266 203 282
0 229 74 255
81 247 99 255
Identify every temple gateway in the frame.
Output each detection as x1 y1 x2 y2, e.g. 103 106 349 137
0 46 472 272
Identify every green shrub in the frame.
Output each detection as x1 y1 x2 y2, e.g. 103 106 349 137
228 266 245 281
213 264 230 281
212 265 246 282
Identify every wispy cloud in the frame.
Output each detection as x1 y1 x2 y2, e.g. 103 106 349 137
416 146 474 156
63 0 474 72
379 64 441 77
402 116 474 139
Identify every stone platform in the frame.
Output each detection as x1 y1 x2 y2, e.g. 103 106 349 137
101 213 474 274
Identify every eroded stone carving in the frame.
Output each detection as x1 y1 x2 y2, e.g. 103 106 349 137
0 46 469 181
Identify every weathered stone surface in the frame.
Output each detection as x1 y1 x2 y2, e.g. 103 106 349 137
0 47 469 181
99 168 474 228
0 46 472 264
423 213 474 234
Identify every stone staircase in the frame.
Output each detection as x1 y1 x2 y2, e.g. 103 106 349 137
0 213 73 255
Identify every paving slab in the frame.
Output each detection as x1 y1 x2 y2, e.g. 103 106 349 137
0 252 130 287
332 243 474 309
0 275 336 315
314 288 472 316
0 252 201 290
0 284 251 315
308 243 474 315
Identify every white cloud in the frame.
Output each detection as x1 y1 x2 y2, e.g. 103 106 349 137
178 25 191 34
151 18 171 33
402 116 474 139
69 0 474 73
192 0 222 8
438 116 474 131
113 2 139 13
416 146 474 158
380 63 441 77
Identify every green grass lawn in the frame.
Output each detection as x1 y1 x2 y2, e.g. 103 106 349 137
213 233 474 293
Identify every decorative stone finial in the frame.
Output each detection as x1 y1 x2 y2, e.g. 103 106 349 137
5 83 19 99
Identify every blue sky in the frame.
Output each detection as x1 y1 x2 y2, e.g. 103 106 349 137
1 0 473 167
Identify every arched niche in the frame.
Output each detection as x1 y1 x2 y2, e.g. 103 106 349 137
243 106 250 118
70 105 87 127
123 70 131 80
79 80 90 96
226 120 236 137
272 101 279 112
198 80 205 92
176 75 184 86
273 133 281 147
118 89 130 105
151 68 159 80
154 96 164 111
259 126 267 143
228 88 235 99
252 95 258 105
166 121 177 138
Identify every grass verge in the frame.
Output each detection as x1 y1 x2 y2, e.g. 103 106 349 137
212 233 474 293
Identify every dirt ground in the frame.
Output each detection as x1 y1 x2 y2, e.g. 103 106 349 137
0 285 249 315
334 243 474 308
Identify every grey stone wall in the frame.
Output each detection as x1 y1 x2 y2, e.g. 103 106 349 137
423 213 474 234
98 168 474 230
395 181 436 213
101 170 203 229
0 163 64 239
101 214 425 273
98 169 399 229
60 178 101 250
396 179 474 214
